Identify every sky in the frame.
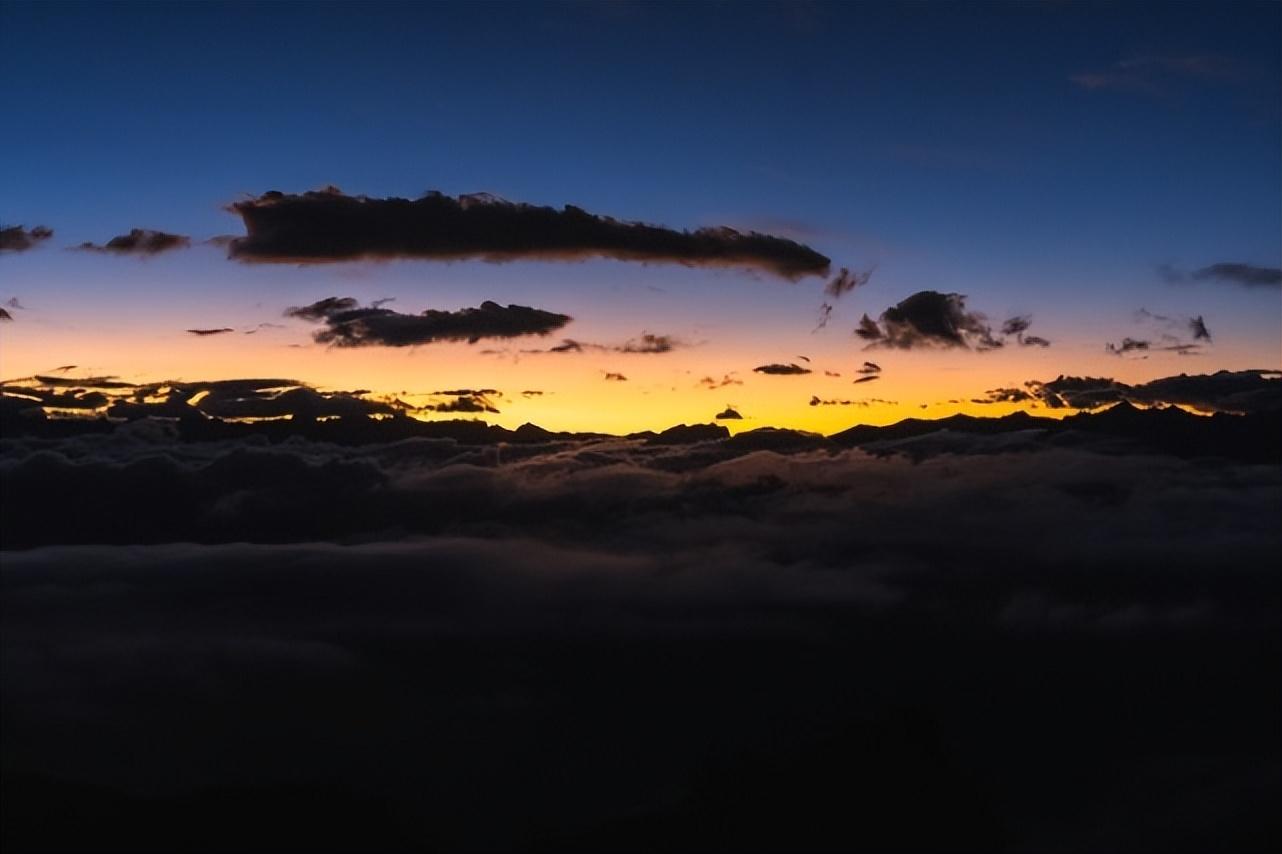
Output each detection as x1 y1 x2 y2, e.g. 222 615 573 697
2 0 1279 434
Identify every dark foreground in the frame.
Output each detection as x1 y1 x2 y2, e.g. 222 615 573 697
2 409 1279 852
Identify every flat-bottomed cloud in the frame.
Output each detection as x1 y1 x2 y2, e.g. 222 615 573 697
286 297 571 347
228 188 832 279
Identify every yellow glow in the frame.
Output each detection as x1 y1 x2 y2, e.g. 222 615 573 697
1 317 1274 434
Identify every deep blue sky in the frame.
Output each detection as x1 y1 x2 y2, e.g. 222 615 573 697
1 1 1279 428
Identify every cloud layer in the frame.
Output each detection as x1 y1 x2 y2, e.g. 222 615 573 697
2 420 1277 852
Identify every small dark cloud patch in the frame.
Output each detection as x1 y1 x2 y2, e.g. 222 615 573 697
1021 335 1051 348
6 297 27 310
432 388 499 397
754 363 812 376
852 375 880 384
187 328 235 337
619 333 677 354
1001 316 1031 337
244 322 286 335
228 188 832 279
973 388 1035 404
855 291 1038 351
1106 337 1151 356
856 362 881 375
285 297 571 348
824 266 874 299
699 374 742 389
1111 308 1212 357
810 396 896 407
714 407 743 420
823 370 841 378
1189 316 1212 342
1181 263 1282 289
604 372 628 382
424 395 499 414
0 225 53 253
284 296 359 322
521 390 545 397
522 333 684 356
0 308 12 322
77 229 191 256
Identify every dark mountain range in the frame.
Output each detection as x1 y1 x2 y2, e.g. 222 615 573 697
4 397 1278 463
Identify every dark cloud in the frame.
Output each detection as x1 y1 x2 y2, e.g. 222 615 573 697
0 225 53 253
0 308 12 322
753 363 811 376
1111 308 1211 357
243 322 286 335
854 291 1033 351
422 389 501 414
77 228 191 255
856 362 881 375
714 407 743 420
604 372 628 382
618 333 678 354
1106 337 1151 356
972 387 1035 404
285 297 571 347
998 315 1052 348
809 396 895 407
424 395 499 414
1001 316 1031 336
515 332 685 356
973 369 1282 415
521 390 545 397
823 266 874 299
186 328 235 336
6 297 27 309
1191 263 1282 289
432 388 499 397
1189 315 1212 342
283 296 359 321
852 375 880 384
698 374 742 389
854 314 882 341
228 188 832 279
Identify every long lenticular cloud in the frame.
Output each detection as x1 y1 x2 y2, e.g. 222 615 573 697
285 296 572 348
228 187 832 279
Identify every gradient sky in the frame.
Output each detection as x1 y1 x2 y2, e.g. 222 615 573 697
2 0 1279 433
